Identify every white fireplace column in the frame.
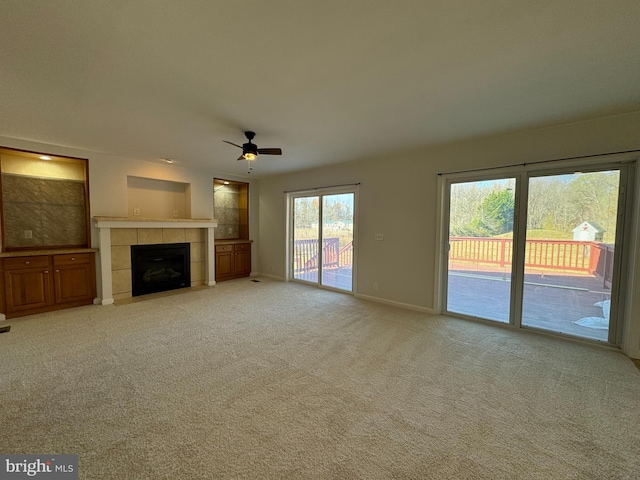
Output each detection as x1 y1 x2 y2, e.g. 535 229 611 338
94 217 218 305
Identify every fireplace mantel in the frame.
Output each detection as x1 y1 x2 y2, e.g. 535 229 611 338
94 216 218 229
94 217 218 305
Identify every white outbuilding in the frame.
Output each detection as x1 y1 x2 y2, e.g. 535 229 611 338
572 221 605 242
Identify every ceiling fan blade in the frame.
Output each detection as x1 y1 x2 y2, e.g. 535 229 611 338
223 140 242 148
257 148 282 155
236 155 245 161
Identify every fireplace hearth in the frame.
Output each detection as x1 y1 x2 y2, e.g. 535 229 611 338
131 243 191 296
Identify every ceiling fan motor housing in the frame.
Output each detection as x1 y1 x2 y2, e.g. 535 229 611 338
243 142 258 156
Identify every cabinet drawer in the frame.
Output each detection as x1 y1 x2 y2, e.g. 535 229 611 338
234 243 251 252
53 253 91 266
3 256 49 270
215 245 233 253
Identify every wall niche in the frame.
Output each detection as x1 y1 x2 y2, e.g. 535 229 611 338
127 176 191 219
213 179 248 240
0 147 90 251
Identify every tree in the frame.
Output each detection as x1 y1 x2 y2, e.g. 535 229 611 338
449 183 485 236
294 197 318 232
566 171 619 242
469 190 514 236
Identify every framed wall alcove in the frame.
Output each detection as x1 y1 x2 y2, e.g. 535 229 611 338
213 178 249 240
0 147 91 251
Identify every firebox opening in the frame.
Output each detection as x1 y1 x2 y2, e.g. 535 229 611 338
131 243 190 297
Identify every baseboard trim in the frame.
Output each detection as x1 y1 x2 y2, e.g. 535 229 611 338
624 348 640 360
355 293 434 314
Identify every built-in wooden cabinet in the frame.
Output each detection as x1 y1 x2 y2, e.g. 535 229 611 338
53 253 96 305
215 241 251 281
3 256 51 313
1 251 96 318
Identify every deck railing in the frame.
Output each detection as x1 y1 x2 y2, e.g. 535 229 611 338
449 237 613 282
294 237 612 284
294 238 353 274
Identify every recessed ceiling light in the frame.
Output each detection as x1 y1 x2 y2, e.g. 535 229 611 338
39 155 52 160
223 181 230 185
164 158 174 164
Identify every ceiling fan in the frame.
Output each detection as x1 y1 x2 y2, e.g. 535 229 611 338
223 131 282 169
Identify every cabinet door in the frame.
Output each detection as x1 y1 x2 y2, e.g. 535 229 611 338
215 251 234 279
234 247 251 276
54 264 94 304
4 268 52 312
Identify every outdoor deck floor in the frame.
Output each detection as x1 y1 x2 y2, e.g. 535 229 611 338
294 267 353 291
294 265 610 342
448 269 611 341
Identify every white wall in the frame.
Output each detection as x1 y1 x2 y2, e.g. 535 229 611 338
257 111 640 357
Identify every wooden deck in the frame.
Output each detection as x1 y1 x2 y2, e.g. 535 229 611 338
448 269 611 341
294 267 353 291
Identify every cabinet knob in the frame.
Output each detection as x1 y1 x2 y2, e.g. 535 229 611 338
55 269 60 273
25 261 30 265
44 270 49 274
71 257 75 261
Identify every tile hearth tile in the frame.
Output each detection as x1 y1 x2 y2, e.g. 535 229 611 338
186 228 205 243
162 228 186 244
111 228 137 246
190 261 204 282
190 242 203 262
137 228 162 245
111 245 131 270
112 269 132 295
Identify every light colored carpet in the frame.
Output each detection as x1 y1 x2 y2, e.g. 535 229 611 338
1 278 639 479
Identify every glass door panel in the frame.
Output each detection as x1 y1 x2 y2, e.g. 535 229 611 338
293 196 320 283
321 194 354 291
521 171 620 341
447 178 516 323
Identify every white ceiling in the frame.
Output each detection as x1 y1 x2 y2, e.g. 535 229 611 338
1 1 639 177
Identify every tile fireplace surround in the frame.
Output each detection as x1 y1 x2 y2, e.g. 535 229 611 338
94 217 218 304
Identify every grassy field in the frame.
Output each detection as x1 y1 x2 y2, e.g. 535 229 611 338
493 229 572 240
294 228 353 246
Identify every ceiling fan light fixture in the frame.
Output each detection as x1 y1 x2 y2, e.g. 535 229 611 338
242 142 258 161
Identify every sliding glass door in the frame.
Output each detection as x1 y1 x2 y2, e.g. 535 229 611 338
443 163 630 344
291 189 356 292
293 196 320 283
521 170 621 341
447 178 516 322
